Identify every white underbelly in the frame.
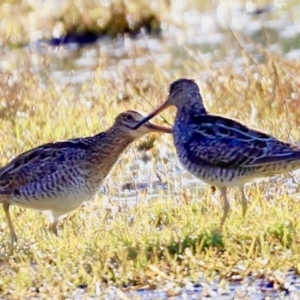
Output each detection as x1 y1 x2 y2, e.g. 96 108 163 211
10 189 96 218
180 160 259 188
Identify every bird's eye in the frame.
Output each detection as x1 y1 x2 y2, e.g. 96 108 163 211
126 114 134 121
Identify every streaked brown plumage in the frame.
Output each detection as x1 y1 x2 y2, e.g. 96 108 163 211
0 110 171 241
133 78 300 226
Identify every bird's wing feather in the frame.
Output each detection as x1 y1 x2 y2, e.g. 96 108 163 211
183 115 300 168
0 137 93 191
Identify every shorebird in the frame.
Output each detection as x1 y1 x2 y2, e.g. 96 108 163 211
133 78 300 226
0 110 171 241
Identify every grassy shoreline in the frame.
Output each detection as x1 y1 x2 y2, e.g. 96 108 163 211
1 1 300 298
0 0 285 47
0 45 300 297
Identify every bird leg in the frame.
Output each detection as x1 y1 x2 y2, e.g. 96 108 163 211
49 219 59 236
239 187 248 217
220 187 230 228
3 203 17 242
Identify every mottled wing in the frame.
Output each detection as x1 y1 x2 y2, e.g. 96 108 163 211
0 137 94 192
184 115 300 168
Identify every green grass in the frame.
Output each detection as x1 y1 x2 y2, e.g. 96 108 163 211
1 193 300 297
1 2 300 298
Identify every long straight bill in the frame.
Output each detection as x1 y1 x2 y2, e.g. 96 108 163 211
144 123 172 134
132 101 171 129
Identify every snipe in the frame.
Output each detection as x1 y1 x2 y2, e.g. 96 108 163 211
0 110 171 241
133 78 300 227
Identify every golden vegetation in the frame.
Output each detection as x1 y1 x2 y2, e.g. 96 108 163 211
0 1 300 298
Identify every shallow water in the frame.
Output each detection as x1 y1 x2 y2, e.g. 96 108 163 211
3 0 300 298
24 1 300 87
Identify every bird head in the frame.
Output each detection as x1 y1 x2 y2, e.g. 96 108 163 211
132 78 203 130
114 110 172 139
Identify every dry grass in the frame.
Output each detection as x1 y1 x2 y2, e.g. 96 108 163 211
0 0 170 46
0 0 278 46
0 2 300 299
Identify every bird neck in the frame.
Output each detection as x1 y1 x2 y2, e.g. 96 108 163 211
173 99 207 144
175 100 207 121
85 126 135 191
92 126 134 157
